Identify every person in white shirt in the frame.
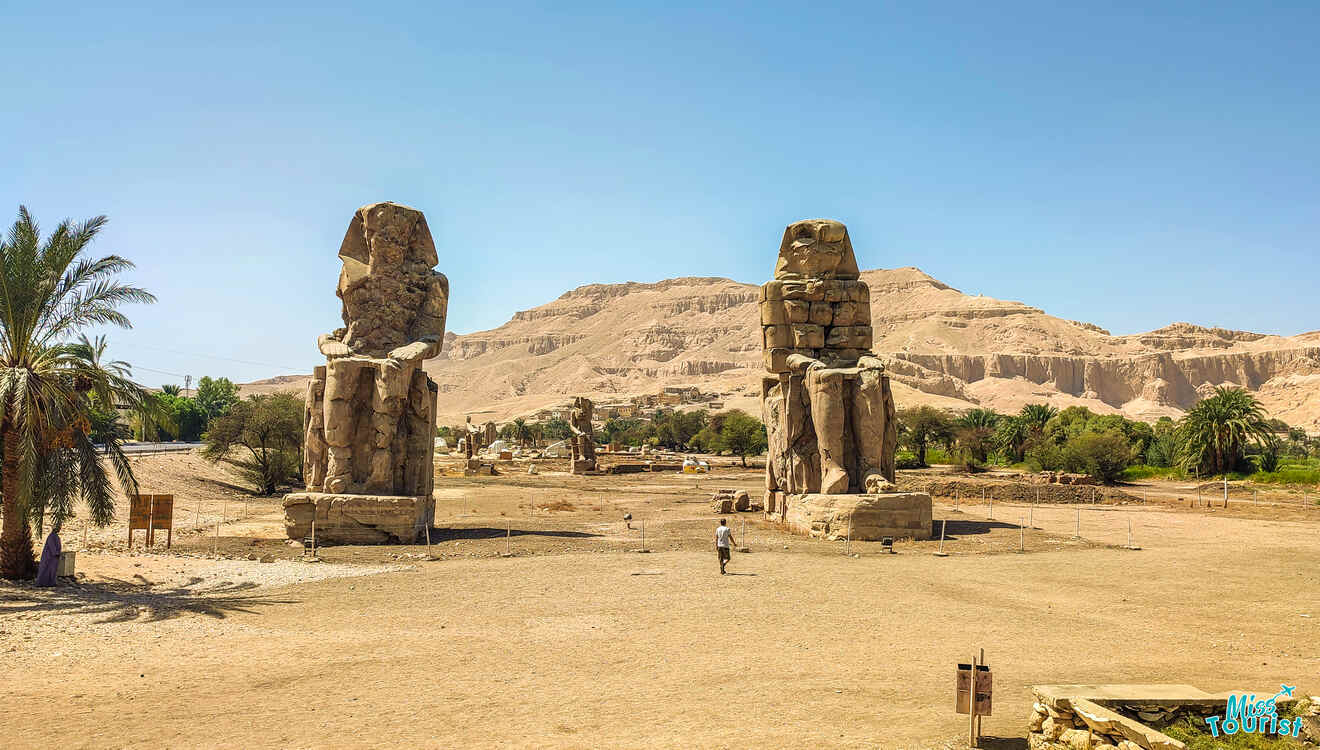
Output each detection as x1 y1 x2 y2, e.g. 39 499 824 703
715 518 736 575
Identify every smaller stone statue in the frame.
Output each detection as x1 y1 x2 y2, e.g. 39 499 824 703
568 396 597 474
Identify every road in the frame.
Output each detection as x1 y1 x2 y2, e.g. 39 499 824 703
117 441 201 454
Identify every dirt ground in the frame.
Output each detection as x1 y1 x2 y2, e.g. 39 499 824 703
2 451 1318 749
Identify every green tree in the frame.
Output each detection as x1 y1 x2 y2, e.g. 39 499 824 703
510 418 531 447
718 410 767 467
1018 403 1059 435
543 417 573 441
160 384 181 396
993 416 1030 463
898 406 954 467
195 375 239 421
1061 431 1133 483
202 393 304 494
1176 387 1273 476
0 207 156 579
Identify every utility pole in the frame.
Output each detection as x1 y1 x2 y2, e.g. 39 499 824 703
184 374 193 398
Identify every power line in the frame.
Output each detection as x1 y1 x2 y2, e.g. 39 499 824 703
111 341 304 372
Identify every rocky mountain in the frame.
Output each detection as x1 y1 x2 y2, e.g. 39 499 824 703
247 268 1320 431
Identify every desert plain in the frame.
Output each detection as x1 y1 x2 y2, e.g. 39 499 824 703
2 450 1317 750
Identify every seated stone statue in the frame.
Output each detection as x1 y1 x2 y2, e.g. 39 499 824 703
305 202 447 496
760 219 898 503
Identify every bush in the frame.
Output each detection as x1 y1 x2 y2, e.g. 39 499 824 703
202 393 303 494
1061 431 1133 483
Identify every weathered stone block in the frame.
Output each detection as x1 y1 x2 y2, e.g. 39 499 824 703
763 348 793 373
831 300 869 326
783 492 932 541
759 300 788 325
791 324 825 349
764 325 791 349
809 301 833 326
825 325 872 349
283 492 432 545
785 300 810 323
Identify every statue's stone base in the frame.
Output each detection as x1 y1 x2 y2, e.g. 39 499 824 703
570 459 598 474
775 492 933 541
283 492 434 545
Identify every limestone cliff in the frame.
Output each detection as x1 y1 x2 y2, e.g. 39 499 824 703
246 268 1320 432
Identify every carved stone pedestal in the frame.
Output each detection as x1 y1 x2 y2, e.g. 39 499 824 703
283 492 434 545
781 492 932 541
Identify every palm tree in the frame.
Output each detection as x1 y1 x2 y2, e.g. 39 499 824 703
161 384 181 396
0 207 156 579
993 416 1031 463
1018 403 1058 434
1176 386 1273 476
511 418 531 448
953 409 999 466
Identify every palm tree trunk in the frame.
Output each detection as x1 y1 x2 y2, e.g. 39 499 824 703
1 421 37 580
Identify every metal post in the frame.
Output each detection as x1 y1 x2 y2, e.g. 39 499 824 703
1127 517 1133 549
425 523 432 558
1075 507 1081 538
311 517 316 558
988 494 993 520
937 519 947 556
641 519 646 552
1223 476 1228 507
1019 515 1025 553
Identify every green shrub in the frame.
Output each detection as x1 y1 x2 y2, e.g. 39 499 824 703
1061 431 1133 483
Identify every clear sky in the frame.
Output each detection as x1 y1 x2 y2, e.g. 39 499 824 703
3 1 1317 387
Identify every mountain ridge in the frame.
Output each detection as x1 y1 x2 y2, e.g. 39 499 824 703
244 268 1320 431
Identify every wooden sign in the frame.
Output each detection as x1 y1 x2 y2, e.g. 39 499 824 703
956 663 993 715
127 494 175 548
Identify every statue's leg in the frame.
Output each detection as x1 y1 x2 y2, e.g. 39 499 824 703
322 360 359 493
367 364 410 492
807 368 850 494
401 369 432 496
760 376 782 504
850 367 895 488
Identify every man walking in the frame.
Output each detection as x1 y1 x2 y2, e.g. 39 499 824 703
715 518 736 575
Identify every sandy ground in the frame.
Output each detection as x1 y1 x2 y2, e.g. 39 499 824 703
2 452 1318 749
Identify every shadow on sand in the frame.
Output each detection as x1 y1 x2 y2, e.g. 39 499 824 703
0 577 297 624
424 527 601 542
931 519 1023 539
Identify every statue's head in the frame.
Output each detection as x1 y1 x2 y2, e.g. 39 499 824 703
337 202 438 297
774 219 859 281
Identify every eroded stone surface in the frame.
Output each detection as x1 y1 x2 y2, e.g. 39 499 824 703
783 493 932 541
286 203 448 542
284 492 433 544
759 219 922 538
568 396 597 474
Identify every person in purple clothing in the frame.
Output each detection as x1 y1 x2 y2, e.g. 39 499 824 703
35 523 62 587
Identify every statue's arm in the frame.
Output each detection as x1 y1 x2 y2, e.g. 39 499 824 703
857 354 886 372
317 331 351 358
390 272 449 362
785 352 825 375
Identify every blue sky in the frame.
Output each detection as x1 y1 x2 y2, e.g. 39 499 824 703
3 1 1317 386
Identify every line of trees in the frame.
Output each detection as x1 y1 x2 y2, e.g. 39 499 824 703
897 386 1312 484
469 409 771 466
